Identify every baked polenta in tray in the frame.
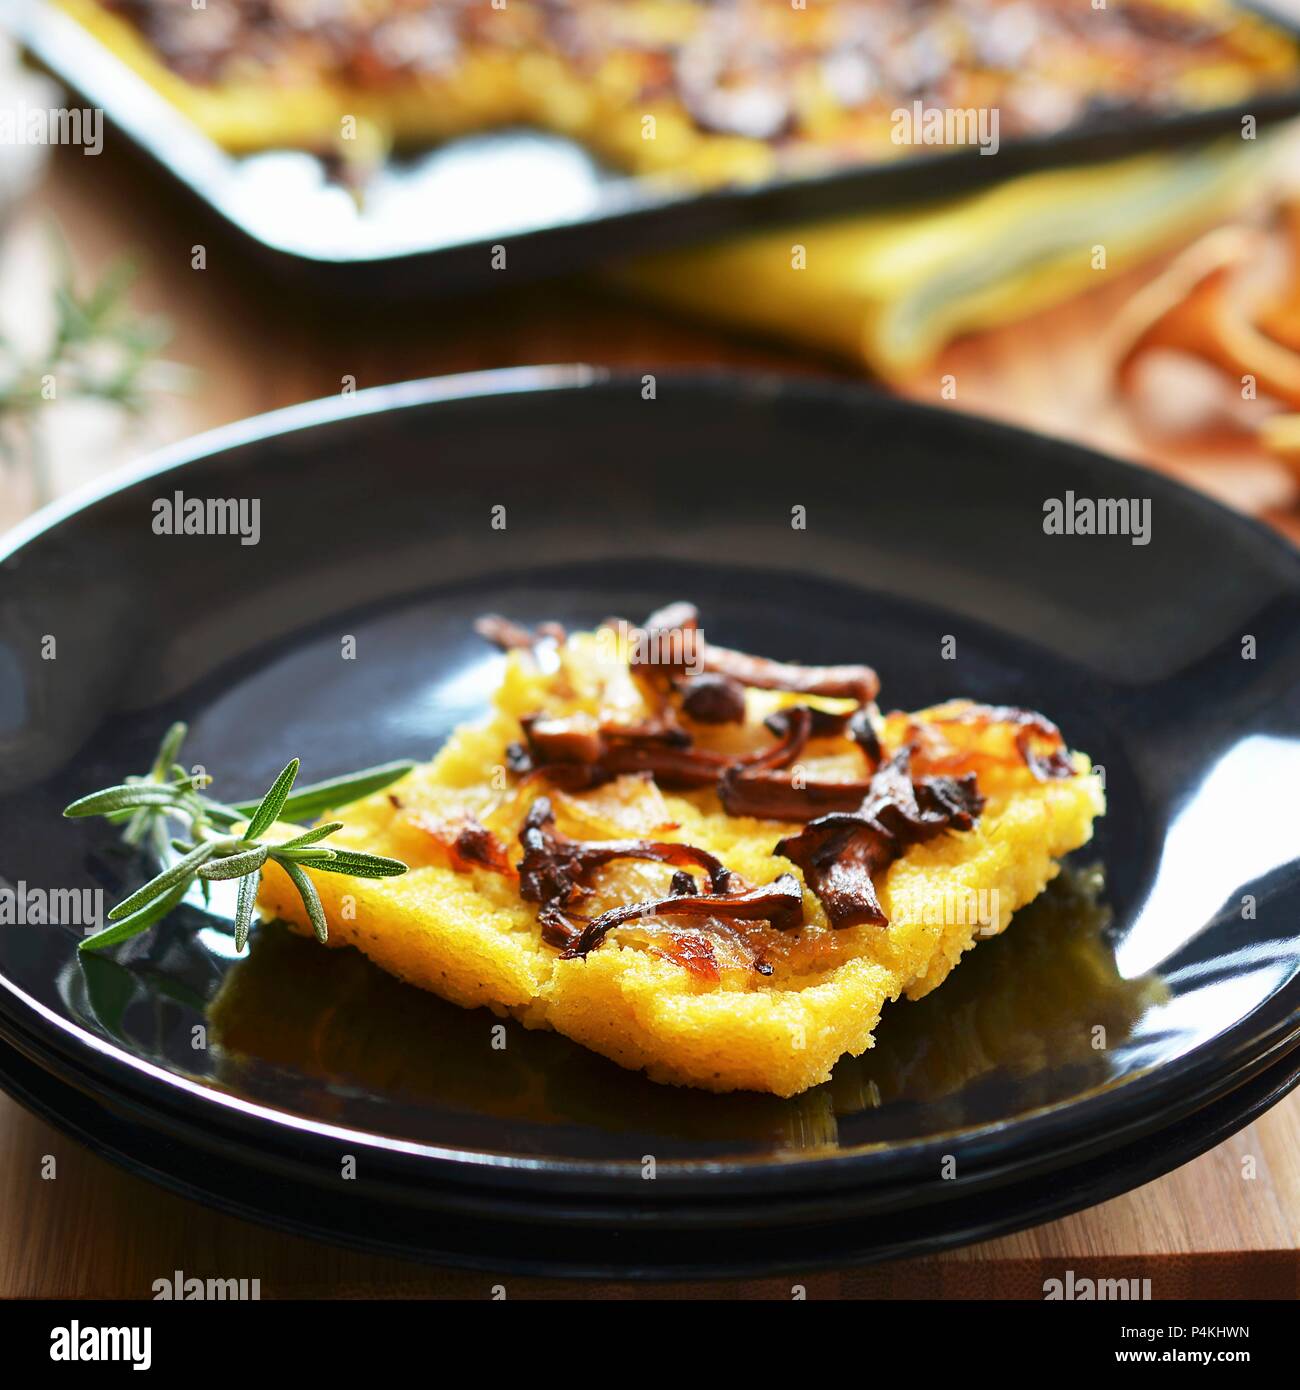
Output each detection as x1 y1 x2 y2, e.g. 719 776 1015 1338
256 606 1104 1097
56 0 1299 183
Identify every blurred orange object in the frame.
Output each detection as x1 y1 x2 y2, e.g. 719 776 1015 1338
1114 226 1300 409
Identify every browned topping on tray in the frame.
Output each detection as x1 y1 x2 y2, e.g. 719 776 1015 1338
101 0 1299 154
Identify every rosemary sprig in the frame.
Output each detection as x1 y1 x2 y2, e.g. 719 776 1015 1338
0 233 188 505
64 722 413 954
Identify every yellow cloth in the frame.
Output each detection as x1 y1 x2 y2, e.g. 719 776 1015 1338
606 138 1267 383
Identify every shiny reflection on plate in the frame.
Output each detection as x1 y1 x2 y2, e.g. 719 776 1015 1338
1117 733 1300 978
58 865 1163 1160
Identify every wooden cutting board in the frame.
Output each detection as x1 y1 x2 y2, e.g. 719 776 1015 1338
1 1086 1295 1298
0 139 1295 1300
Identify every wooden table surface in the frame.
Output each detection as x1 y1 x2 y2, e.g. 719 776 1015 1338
0 134 1296 1300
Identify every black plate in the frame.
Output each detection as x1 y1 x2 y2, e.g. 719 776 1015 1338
0 369 1297 1269
20 1 1300 292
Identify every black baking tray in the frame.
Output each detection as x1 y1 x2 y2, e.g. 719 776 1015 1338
17 0 1300 294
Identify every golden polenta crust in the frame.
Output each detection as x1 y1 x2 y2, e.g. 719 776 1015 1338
258 636 1104 1096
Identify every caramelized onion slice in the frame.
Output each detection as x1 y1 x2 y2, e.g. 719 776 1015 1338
518 796 733 910
719 705 879 819
907 702 1076 782
413 814 517 877
562 873 806 959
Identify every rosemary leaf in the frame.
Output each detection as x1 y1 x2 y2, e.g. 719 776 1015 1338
233 760 414 824
280 859 329 943
106 841 217 921
121 806 153 847
198 844 269 881
277 821 344 850
79 879 191 953
3 238 181 502
152 721 188 776
64 782 185 818
306 848 408 879
64 736 411 953
233 869 260 952
271 846 337 864
197 800 250 831
242 759 300 841
150 816 172 867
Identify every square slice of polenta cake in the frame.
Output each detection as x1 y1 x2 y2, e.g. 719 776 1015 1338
259 606 1104 1096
